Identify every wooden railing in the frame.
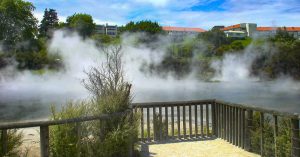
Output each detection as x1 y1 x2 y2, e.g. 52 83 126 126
1 100 300 157
0 111 130 157
132 99 300 157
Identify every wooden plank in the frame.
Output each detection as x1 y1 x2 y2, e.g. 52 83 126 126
147 107 150 142
233 107 236 145
141 108 144 142
206 104 209 137
229 106 232 143
189 105 192 138
195 105 198 138
183 106 186 139
1 129 8 156
40 125 49 157
177 105 181 139
200 105 204 137
260 112 264 156
291 118 300 157
165 106 168 140
245 110 253 151
273 115 278 157
171 106 174 138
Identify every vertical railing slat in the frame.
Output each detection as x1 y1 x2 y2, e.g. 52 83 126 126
171 106 174 139
177 105 181 139
153 107 156 141
200 105 204 138
245 110 253 151
189 105 192 138
165 106 168 140
159 106 162 140
212 102 216 137
206 104 209 137
141 107 144 142
229 106 232 143
147 107 150 142
195 105 198 138
239 108 242 148
260 112 264 156
273 115 278 157
183 106 186 139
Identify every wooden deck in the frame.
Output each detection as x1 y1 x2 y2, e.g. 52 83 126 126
139 138 260 157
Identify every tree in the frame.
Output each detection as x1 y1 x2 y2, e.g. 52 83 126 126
66 13 95 38
39 8 59 38
0 0 38 51
120 20 162 34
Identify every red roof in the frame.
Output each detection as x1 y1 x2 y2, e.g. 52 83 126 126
222 24 241 31
257 27 300 31
162 26 206 33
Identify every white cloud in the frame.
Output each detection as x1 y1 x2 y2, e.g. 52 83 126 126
29 0 300 29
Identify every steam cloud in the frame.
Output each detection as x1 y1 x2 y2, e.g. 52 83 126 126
0 30 300 120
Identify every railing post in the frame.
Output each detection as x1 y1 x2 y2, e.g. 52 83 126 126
1 129 8 156
245 110 253 151
189 105 192 138
40 125 50 157
291 118 300 157
195 105 198 138
183 106 186 139
200 105 204 138
171 106 174 139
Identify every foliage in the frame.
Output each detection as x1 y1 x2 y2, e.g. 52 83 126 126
0 0 38 52
250 113 291 157
50 45 139 157
39 8 59 38
0 129 23 157
50 102 90 157
120 20 162 34
66 13 96 38
198 29 231 50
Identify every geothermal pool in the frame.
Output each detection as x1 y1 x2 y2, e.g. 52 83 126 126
1 80 300 121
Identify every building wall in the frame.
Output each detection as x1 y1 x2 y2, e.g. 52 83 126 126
95 24 118 37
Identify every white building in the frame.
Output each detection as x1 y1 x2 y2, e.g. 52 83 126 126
95 24 118 37
222 23 257 38
222 23 300 39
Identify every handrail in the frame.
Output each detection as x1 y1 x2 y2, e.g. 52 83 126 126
0 111 128 130
132 99 300 119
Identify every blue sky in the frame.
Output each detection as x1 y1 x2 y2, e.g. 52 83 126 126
27 0 300 30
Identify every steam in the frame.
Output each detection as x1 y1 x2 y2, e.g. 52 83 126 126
0 30 300 120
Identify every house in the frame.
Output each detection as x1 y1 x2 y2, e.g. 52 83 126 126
221 23 257 38
162 26 206 37
256 27 300 39
221 23 300 39
95 24 118 37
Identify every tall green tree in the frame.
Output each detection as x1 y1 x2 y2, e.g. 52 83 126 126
39 8 59 38
66 13 95 38
120 20 162 34
0 0 38 51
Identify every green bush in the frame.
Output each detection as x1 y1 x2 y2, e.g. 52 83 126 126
0 129 23 157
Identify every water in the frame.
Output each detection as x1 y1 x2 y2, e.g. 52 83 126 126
1 80 300 121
